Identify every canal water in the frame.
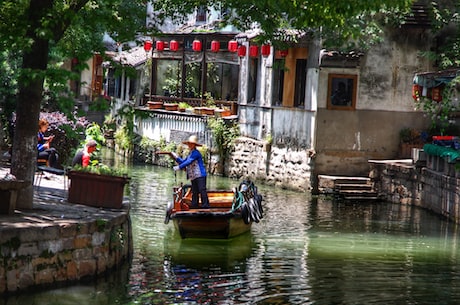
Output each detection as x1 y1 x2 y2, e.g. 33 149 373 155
4 164 460 304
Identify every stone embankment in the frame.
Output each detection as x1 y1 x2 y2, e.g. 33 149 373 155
226 137 314 191
369 150 460 224
0 166 132 293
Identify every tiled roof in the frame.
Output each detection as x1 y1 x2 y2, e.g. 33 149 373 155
109 46 149 67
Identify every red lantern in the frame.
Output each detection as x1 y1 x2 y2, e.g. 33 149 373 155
237 45 247 57
432 87 442 102
279 49 288 57
261 44 271 57
412 84 421 100
192 39 202 52
249 45 259 57
211 40 220 52
228 40 238 52
143 40 152 52
156 40 165 51
170 40 179 51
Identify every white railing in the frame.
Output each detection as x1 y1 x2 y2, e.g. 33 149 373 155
134 110 211 146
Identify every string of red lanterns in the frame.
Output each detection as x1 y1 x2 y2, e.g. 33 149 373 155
144 38 278 58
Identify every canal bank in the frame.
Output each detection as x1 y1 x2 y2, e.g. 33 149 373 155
369 147 460 224
0 166 132 294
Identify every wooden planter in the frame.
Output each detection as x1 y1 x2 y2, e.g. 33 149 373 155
147 101 163 109
193 107 203 115
67 171 130 209
214 109 232 117
201 107 215 115
164 103 179 111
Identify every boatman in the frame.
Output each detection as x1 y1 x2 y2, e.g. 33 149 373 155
168 135 210 209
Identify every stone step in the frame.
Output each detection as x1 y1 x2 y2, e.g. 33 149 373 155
335 183 374 191
318 175 372 194
318 174 381 201
337 189 378 196
337 190 381 201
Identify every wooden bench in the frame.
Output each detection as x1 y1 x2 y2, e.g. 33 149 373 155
0 180 27 214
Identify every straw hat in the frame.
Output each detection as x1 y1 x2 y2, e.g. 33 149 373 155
182 135 202 146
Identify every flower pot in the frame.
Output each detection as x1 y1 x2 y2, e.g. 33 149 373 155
67 171 130 209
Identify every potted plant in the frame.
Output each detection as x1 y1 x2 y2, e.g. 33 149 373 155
178 102 192 112
399 128 424 158
67 162 130 209
201 92 216 115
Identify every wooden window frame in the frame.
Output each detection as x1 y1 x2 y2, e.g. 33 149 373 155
327 74 357 110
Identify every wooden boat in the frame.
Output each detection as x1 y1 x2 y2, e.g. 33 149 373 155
165 180 263 239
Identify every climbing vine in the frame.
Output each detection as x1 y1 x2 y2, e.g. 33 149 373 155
208 117 239 168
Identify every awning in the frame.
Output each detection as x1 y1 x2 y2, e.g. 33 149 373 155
413 69 460 88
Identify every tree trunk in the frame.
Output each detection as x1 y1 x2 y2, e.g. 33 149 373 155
11 0 52 209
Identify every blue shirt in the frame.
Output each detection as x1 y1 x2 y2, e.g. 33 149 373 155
37 132 46 152
175 149 207 181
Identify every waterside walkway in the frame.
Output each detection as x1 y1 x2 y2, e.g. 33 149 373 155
0 165 132 294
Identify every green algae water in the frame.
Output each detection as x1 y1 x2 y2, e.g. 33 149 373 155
4 164 460 304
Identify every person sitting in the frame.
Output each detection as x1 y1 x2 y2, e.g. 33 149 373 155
72 140 97 167
37 119 59 168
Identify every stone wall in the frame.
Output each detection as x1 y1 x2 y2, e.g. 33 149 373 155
225 137 314 191
369 156 460 224
0 209 132 293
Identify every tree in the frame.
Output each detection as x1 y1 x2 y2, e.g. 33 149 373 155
154 0 413 49
0 0 147 208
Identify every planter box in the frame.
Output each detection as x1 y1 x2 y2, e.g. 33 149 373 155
67 171 130 209
201 107 215 115
164 103 179 111
193 107 203 115
147 101 163 109
214 109 232 117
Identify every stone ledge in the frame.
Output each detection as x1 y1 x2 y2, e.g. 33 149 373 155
0 174 132 294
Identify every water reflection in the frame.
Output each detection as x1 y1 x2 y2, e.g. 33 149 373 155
4 164 460 304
